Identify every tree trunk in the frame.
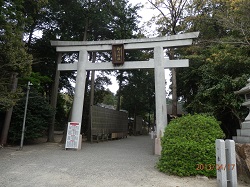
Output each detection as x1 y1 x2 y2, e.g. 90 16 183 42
27 22 36 50
116 70 124 111
116 76 122 111
133 105 137 135
89 53 96 107
47 53 62 142
0 73 18 146
171 68 177 116
87 52 96 141
83 71 91 141
169 49 177 116
90 71 95 105
148 113 151 133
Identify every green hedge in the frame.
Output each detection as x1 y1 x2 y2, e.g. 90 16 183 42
157 114 224 177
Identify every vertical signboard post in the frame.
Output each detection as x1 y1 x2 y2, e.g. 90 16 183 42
65 122 81 150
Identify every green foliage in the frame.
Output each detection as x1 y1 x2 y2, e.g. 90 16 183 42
217 0 250 45
22 72 52 92
8 90 54 143
94 73 112 104
177 43 250 138
0 82 21 112
121 69 155 117
158 114 224 177
172 1 250 140
0 0 32 111
101 89 116 106
55 93 73 130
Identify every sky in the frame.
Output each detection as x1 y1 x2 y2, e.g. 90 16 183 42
106 0 171 95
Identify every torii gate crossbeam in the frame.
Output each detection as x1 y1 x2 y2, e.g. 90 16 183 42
51 32 199 155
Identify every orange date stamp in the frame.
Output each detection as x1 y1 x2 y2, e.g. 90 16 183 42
196 164 235 171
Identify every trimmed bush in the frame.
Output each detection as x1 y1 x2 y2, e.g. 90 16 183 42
157 114 224 177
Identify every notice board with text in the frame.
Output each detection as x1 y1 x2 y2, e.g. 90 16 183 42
65 122 81 149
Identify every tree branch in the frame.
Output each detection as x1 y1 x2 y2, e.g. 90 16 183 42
147 0 169 22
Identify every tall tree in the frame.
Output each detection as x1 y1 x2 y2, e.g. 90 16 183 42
147 0 188 116
176 0 250 138
4 0 142 143
0 0 32 145
217 0 250 46
0 0 32 111
22 0 49 48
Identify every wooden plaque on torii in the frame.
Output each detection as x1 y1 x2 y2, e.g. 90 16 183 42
112 44 124 65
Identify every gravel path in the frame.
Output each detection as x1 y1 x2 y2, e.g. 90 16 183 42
0 135 248 187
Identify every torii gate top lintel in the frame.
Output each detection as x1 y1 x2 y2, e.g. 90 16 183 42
51 32 199 71
50 32 199 52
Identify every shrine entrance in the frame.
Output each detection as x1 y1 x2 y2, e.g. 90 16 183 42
51 32 199 154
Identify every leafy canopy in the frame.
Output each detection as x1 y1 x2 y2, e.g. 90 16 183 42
0 0 32 111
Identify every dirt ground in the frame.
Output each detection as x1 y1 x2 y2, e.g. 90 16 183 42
0 135 249 187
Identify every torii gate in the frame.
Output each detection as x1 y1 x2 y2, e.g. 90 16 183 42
51 32 199 154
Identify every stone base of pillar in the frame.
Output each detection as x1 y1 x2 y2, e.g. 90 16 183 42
154 137 162 155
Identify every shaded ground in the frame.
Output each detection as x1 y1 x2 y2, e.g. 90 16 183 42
0 135 248 187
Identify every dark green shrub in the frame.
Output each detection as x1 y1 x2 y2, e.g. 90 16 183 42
157 114 224 177
8 90 54 143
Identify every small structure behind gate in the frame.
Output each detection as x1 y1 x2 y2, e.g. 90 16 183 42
91 105 128 142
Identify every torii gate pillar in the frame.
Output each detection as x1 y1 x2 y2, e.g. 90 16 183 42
71 50 87 123
154 46 168 154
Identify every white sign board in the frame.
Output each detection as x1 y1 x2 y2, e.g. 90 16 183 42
65 122 81 149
